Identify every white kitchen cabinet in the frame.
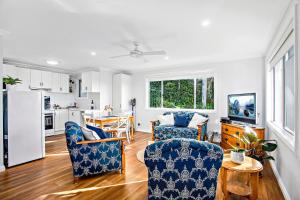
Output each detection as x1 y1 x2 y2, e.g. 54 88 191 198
51 73 69 93
68 110 81 125
81 71 100 93
113 73 131 114
3 65 31 91
51 72 61 93
60 74 70 93
54 109 69 132
30 69 52 89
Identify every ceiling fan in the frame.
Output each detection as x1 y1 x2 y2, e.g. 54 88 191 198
110 42 166 59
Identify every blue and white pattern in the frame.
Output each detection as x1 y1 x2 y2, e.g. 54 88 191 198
154 112 208 141
144 138 223 200
65 121 122 178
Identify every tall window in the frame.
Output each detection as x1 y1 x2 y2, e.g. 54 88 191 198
268 28 295 136
148 77 215 110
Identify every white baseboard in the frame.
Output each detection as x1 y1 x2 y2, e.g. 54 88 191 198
0 164 5 172
269 161 291 200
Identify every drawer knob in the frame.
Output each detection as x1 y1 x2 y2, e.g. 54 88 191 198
235 132 239 135
225 128 228 132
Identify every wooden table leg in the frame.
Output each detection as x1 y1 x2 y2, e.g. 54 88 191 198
250 172 259 200
221 167 229 200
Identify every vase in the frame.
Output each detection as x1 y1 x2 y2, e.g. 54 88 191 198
6 85 16 90
230 151 245 164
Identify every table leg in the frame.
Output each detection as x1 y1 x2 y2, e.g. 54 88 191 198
221 167 228 200
250 172 259 200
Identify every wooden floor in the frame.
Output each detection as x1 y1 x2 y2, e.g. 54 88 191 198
0 132 284 200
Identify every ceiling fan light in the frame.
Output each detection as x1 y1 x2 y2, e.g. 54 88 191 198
46 60 59 65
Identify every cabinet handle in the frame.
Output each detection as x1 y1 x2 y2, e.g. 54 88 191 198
225 128 228 132
235 132 239 136
236 143 240 146
225 138 228 142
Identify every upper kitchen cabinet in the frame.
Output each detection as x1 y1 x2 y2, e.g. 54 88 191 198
81 71 100 93
113 73 131 114
30 69 52 89
51 72 69 93
3 64 31 91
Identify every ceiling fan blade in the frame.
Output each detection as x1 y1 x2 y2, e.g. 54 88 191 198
110 54 130 59
143 50 166 56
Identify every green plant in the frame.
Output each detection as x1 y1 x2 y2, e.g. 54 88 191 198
242 127 278 164
3 76 22 85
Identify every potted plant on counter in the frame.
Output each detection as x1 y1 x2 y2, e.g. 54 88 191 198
3 76 22 90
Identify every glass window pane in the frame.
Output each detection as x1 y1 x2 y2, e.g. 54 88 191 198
163 79 194 109
196 79 203 109
206 77 215 109
274 59 284 126
284 46 295 133
196 77 214 109
149 81 161 108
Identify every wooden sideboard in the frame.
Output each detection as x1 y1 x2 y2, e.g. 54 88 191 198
220 123 265 150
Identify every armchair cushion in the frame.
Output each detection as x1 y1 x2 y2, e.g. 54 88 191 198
81 126 100 140
188 113 208 129
158 113 174 126
86 124 111 139
154 125 198 140
174 112 189 127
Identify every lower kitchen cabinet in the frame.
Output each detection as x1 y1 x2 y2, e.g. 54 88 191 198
54 109 69 132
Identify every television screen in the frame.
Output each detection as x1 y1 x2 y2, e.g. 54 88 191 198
228 93 256 124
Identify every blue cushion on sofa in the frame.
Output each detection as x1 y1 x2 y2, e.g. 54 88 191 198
86 125 111 139
174 113 189 127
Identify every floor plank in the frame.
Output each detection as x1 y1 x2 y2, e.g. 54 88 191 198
0 132 284 200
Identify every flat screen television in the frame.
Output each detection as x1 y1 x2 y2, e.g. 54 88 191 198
228 93 256 124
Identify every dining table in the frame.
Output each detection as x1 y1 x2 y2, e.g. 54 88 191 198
85 115 135 141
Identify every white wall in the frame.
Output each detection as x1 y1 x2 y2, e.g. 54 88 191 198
99 69 113 110
264 2 300 200
0 36 4 171
132 57 265 133
43 91 75 108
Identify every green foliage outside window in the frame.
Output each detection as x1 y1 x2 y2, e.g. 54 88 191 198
149 77 214 110
149 81 161 107
163 79 194 109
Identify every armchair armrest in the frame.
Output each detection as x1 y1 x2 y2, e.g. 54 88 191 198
150 120 159 141
197 119 209 141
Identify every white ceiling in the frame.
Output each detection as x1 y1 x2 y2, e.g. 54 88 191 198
0 0 290 72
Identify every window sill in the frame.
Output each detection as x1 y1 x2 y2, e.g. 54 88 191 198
267 121 295 152
145 107 217 114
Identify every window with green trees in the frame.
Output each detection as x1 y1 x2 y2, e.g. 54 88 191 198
149 77 215 110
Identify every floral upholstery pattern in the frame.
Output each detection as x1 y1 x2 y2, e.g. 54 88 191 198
153 112 208 141
144 138 223 200
65 121 122 178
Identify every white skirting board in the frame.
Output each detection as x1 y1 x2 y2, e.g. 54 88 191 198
269 160 291 200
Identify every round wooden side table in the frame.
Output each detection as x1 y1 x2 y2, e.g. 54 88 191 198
220 154 263 200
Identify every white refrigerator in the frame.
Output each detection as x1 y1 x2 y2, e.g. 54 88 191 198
3 91 45 167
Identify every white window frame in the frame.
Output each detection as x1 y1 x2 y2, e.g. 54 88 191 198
266 20 296 148
145 71 217 113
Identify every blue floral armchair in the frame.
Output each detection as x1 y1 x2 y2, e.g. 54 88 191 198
144 138 223 200
151 111 209 141
65 121 126 180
